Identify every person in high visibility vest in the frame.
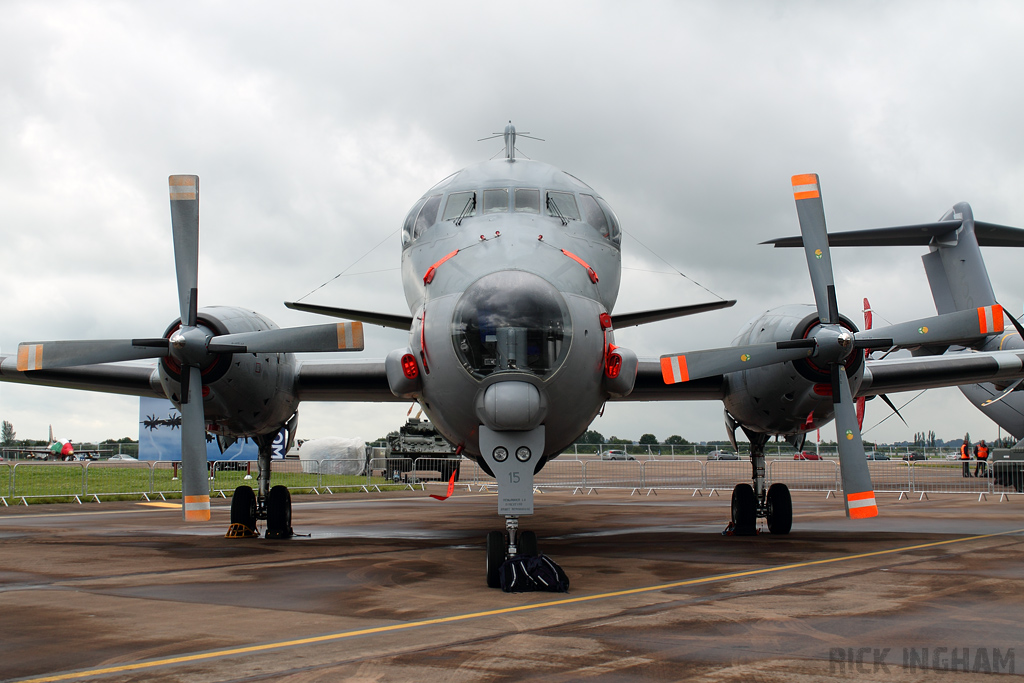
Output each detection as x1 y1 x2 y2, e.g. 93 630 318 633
960 439 971 478
974 440 989 477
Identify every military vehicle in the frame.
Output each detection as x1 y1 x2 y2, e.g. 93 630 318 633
385 417 460 482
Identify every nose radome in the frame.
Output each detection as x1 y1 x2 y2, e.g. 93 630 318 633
476 381 547 431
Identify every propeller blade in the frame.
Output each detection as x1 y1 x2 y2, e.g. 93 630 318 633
178 365 210 522
997 303 1024 339
833 365 878 519
16 339 168 371
179 362 191 405
210 321 365 354
660 341 815 384
169 175 200 325
859 305 1006 349
982 378 1024 407
878 394 908 426
791 173 839 325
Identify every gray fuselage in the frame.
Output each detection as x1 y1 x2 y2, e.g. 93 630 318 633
398 159 623 463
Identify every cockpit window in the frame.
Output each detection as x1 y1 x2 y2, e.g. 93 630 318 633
579 194 609 239
401 196 428 247
483 189 509 214
442 191 477 221
595 196 621 245
514 189 540 213
412 195 442 240
545 191 580 221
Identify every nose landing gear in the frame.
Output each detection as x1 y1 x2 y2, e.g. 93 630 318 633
486 516 540 588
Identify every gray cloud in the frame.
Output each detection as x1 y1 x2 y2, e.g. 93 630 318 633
1 1 1022 445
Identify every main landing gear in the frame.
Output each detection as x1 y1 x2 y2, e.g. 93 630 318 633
729 432 792 536
228 433 293 539
486 515 539 588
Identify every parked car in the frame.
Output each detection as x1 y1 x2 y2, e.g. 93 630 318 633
600 449 635 461
902 452 927 461
107 454 138 462
794 451 822 460
707 450 739 460
865 452 891 460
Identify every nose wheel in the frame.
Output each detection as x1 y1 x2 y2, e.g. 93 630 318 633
485 516 540 588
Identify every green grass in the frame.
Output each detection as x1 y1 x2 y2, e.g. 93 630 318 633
0 462 413 504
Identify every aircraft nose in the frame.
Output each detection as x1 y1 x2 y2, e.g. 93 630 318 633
451 270 572 380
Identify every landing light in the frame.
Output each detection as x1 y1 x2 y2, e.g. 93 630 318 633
515 446 532 462
401 353 419 379
493 446 509 462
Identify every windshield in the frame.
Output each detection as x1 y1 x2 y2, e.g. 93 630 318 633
545 191 580 221
442 191 477 221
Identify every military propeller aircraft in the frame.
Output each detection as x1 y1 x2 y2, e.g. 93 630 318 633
4 123 1024 587
764 199 1024 443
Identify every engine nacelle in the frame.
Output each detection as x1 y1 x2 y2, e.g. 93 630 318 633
157 305 299 438
723 304 865 435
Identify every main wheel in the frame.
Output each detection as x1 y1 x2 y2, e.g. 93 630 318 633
731 483 757 536
486 530 506 588
765 483 792 535
266 485 293 539
519 530 538 557
230 485 257 530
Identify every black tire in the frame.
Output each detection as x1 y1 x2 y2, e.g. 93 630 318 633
266 485 293 539
731 483 757 536
230 485 257 529
519 530 538 557
486 530 506 588
766 483 792 535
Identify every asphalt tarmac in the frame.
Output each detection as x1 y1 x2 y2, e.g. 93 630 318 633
1 487 1022 682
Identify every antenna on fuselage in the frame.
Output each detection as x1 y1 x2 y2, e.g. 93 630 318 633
478 121 544 162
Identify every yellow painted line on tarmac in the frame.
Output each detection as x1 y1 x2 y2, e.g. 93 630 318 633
17 527 1024 683
136 502 181 509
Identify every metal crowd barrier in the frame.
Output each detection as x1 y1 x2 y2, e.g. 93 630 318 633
0 463 11 503
865 460 911 493
642 459 704 491
1 457 1022 505
84 461 153 501
535 460 584 490
767 460 839 492
703 460 750 492
581 460 642 491
151 461 183 497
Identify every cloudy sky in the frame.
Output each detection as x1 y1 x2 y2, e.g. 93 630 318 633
2 1 1022 446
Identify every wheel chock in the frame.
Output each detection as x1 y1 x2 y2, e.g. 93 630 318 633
225 523 259 539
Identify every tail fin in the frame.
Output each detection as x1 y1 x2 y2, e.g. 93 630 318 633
921 203 996 314
763 202 1024 314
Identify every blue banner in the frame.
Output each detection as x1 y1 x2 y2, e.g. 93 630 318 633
138 397 259 461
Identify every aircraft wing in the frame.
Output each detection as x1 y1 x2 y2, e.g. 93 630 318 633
295 359 401 402
612 360 725 401
0 354 402 403
0 355 164 397
614 350 1024 402
859 349 1024 395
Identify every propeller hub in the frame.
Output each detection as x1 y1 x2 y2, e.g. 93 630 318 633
168 326 212 366
813 325 855 365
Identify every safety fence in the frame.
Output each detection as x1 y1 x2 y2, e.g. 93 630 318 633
0 457 1020 505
